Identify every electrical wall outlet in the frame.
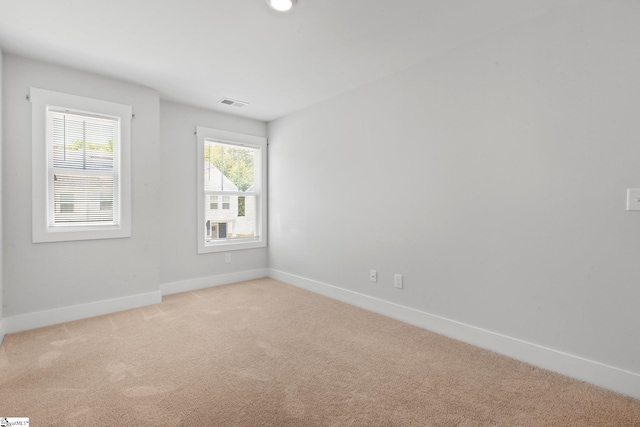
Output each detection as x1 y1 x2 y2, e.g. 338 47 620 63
627 189 640 211
394 274 403 289
370 270 377 283
225 253 231 263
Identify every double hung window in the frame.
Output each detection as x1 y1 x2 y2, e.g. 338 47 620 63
31 88 132 242
196 126 267 253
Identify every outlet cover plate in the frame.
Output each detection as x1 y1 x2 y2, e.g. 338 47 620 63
394 274 403 289
370 270 377 283
627 189 640 211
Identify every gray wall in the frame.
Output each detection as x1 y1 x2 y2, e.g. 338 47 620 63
159 101 268 284
1 56 269 319
268 1 640 374
3 55 161 316
0 48 3 327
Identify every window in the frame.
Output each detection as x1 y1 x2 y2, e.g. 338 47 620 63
197 126 267 253
31 88 132 242
210 195 219 210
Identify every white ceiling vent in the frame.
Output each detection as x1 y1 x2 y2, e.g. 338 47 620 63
219 98 249 108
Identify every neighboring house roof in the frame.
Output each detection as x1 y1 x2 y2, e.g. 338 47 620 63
204 163 238 192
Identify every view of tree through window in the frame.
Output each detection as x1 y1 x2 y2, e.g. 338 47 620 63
238 196 245 217
197 126 266 253
203 140 258 242
204 142 254 191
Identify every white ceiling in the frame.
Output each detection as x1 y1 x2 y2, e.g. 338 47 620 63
0 0 577 122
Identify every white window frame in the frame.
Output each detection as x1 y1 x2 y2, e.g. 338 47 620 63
31 88 132 243
196 126 267 254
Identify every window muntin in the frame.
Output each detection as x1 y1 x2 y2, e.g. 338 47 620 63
196 127 266 253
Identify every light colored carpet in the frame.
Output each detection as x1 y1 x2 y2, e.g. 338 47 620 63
1 278 639 426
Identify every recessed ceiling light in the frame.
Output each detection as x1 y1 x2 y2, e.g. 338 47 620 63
266 0 297 12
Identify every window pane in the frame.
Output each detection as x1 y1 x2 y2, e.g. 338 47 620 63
51 111 117 171
209 195 218 210
203 143 224 191
204 195 256 241
53 174 115 224
204 140 256 192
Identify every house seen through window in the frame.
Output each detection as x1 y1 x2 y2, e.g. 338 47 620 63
197 126 267 253
203 142 255 240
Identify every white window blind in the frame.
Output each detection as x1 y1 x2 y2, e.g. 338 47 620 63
31 87 132 243
48 110 120 226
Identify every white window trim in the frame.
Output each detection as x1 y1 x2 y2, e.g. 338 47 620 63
196 126 267 254
31 88 132 243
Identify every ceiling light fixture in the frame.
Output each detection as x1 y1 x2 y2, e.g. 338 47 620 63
266 0 296 12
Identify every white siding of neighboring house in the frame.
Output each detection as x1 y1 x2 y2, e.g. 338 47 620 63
233 190 256 238
204 164 256 239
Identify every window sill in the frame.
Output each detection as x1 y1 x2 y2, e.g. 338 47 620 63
33 225 131 243
198 237 266 254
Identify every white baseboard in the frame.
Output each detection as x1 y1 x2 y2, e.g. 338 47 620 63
3 291 162 335
1 269 269 337
268 268 640 401
160 268 269 296
0 318 6 346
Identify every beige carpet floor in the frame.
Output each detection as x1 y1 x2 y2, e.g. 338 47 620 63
1 278 639 426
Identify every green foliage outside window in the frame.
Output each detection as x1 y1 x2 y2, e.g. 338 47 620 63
238 196 245 217
205 144 254 191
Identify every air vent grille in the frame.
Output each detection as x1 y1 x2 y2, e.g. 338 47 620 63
218 98 249 108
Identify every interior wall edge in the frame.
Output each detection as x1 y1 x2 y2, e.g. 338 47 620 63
268 268 640 401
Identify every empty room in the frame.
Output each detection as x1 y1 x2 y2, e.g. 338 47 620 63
1 0 639 425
